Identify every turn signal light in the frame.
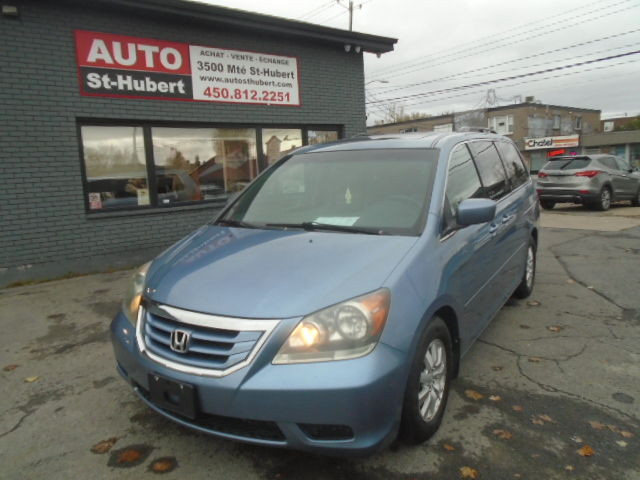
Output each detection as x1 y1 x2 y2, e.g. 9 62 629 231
575 170 601 178
537 172 548 178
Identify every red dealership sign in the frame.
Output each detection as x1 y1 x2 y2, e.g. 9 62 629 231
74 30 301 105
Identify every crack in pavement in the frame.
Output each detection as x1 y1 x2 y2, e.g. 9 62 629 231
0 412 31 439
478 339 639 423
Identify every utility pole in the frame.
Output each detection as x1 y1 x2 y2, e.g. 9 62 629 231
337 0 361 31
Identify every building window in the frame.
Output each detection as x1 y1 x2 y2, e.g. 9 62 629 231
553 115 561 129
263 128 303 167
308 130 339 145
400 127 418 133
574 117 582 130
80 123 338 212
81 126 150 210
488 115 514 135
604 121 614 132
433 123 453 133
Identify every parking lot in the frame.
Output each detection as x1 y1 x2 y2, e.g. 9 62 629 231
1 206 639 480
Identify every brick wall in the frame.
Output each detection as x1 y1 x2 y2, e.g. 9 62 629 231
0 0 367 287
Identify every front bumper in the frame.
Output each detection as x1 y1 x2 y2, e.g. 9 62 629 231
110 311 407 455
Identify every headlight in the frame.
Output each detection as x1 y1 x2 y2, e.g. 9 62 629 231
273 289 390 364
122 262 151 325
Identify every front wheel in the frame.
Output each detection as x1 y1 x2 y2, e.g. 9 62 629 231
540 200 555 210
513 238 536 299
400 317 452 444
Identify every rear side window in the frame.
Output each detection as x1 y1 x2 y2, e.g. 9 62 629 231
599 157 619 170
496 141 529 188
445 144 483 217
614 157 630 171
469 141 510 200
542 158 590 170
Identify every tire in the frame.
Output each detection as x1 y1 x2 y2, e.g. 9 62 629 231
513 237 536 299
595 186 612 211
631 188 640 207
540 200 555 210
400 317 453 445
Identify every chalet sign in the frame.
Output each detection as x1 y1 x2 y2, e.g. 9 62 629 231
524 134 579 150
74 30 301 106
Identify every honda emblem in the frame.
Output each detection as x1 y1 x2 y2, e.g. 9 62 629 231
170 329 191 353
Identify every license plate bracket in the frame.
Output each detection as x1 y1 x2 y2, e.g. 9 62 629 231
148 374 197 420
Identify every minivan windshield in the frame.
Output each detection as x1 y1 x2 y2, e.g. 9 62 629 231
217 148 439 236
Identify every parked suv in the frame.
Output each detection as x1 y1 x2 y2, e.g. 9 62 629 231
111 132 539 455
536 154 640 210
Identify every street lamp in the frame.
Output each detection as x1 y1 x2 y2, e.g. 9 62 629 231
365 80 389 86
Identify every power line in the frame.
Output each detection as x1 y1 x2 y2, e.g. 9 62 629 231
367 50 640 105
297 1 336 20
371 1 640 80
317 9 348 24
397 58 640 110
370 0 635 77
375 28 640 95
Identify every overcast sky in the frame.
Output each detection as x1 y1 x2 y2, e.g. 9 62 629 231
196 0 640 124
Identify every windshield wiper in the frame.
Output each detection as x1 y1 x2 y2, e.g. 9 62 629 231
265 222 385 235
214 218 260 229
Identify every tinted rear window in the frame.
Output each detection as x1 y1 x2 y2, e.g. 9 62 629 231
542 158 591 170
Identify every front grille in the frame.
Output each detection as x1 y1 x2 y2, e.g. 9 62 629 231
139 301 279 375
136 383 285 441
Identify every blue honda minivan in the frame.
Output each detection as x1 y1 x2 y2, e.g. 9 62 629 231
111 131 539 455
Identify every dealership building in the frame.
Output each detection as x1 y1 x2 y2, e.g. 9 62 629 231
0 0 396 287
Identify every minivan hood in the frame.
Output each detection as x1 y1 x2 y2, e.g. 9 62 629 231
146 225 417 318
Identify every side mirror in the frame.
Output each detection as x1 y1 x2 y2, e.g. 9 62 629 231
457 198 497 226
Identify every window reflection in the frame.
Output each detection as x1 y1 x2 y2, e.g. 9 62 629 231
152 127 257 204
308 130 338 145
81 126 149 210
263 128 302 167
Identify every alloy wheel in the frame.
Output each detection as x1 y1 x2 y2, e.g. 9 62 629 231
418 339 446 422
601 189 611 210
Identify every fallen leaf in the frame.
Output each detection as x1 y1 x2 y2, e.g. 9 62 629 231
91 438 118 454
588 420 606 430
570 435 583 443
519 324 531 329
465 389 484 401
528 357 542 363
620 431 633 438
489 395 502 402
616 440 628 448
3 364 18 372
491 365 503 371
577 445 595 457
149 457 177 473
538 414 554 423
587 286 595 290
460 466 479 479
607 424 621 433
118 449 142 464
531 453 541 458
547 325 564 333
565 465 575 471
492 429 513 440
527 300 540 306
514 474 522 479
443 443 456 451
532 418 545 426
24 376 39 383
567 279 575 284
512 405 524 412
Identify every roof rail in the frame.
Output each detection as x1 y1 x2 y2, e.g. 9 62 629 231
457 127 497 134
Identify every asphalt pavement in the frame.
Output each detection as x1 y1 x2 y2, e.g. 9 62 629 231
1 206 639 480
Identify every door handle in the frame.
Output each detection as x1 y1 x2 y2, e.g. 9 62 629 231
502 214 514 224
489 223 499 235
